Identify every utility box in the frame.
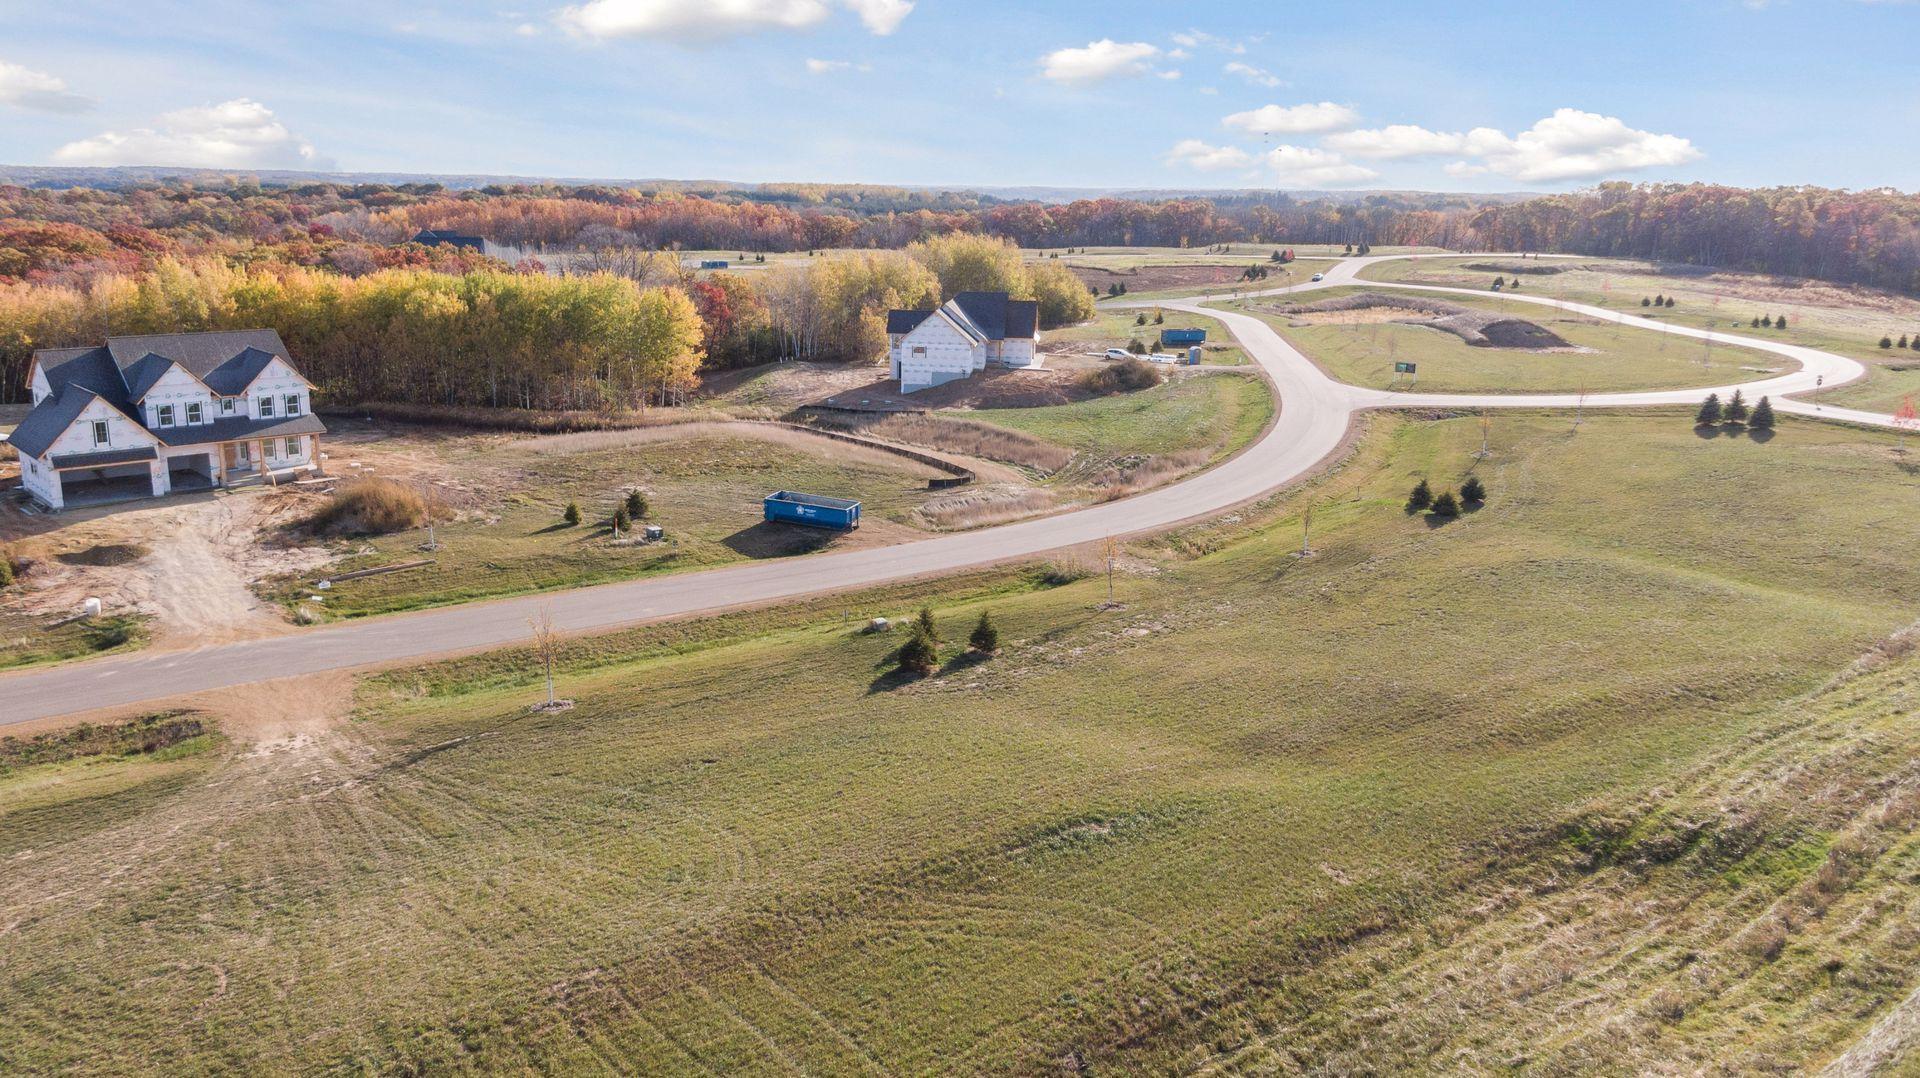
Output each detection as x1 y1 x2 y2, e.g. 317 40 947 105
764 491 862 530
699 259 730 269
1160 327 1206 347
642 524 664 542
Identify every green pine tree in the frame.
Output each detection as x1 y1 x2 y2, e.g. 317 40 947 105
897 624 938 675
1664 296 1676 308
1430 491 1461 518
1775 314 1787 329
1460 476 1486 503
1696 392 1722 426
1882 336 1896 350
626 489 648 518
1725 388 1749 424
1407 479 1433 511
969 610 999 653
563 501 581 526
1749 395 1776 432
1641 297 1652 307
611 506 630 533
916 606 940 643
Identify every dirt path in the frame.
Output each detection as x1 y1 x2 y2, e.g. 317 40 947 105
144 499 296 647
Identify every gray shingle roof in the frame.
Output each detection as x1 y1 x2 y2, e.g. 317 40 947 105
50 446 158 469
884 292 1039 345
7 388 105 459
886 309 934 335
203 346 281 396
104 330 292 389
149 413 326 447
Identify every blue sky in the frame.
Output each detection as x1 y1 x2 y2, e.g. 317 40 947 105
2 0 1916 192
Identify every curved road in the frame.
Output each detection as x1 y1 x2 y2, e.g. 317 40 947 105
1 254 1904 724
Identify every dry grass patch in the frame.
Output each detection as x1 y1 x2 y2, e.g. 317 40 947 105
914 486 1059 529
304 478 427 537
861 414 1074 472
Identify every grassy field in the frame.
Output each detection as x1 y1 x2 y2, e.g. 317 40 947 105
1219 285 1790 394
1044 307 1251 365
262 427 950 620
8 412 1920 1071
0 612 148 671
1361 255 1920 410
943 370 1273 484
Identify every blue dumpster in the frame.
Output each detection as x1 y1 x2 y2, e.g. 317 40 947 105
1160 327 1207 346
764 491 862 530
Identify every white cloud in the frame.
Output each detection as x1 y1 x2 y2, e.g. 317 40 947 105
558 0 909 41
841 0 912 34
0 60 92 114
1467 109 1701 182
1264 145 1378 187
1164 139 1254 171
805 57 869 74
1040 40 1164 85
1223 61 1282 88
1172 29 1246 54
515 22 540 35
1324 124 1477 159
53 99 331 169
1222 101 1359 135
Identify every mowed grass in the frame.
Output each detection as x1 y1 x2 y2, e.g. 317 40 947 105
6 413 1920 1072
264 429 947 619
943 370 1273 481
0 612 148 671
1046 307 1251 365
1220 285 1788 394
1362 255 1920 411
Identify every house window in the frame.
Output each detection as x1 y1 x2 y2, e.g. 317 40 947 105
91 420 109 447
264 440 277 460
284 393 301 416
157 404 175 427
912 346 928 355
220 398 237 415
187 402 203 424
285 437 301 457
258 396 275 418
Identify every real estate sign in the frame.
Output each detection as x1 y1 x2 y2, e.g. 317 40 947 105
1394 362 1417 374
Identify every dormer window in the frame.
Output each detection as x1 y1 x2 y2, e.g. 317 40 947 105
220 397 237 415
258 396 275 418
186 402 203 424
157 404 175 427
283 393 301 416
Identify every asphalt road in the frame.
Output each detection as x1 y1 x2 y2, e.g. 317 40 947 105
0 254 1902 724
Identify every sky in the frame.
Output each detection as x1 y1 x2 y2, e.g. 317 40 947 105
1 0 1917 194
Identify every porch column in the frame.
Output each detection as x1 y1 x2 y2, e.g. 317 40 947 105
254 440 267 479
149 459 169 497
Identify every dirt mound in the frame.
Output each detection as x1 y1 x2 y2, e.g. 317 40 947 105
1276 292 1571 350
57 543 148 567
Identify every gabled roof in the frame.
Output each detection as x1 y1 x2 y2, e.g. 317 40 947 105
884 292 1039 345
886 309 934 335
104 330 291 387
7 388 104 459
121 352 189 402
204 346 287 396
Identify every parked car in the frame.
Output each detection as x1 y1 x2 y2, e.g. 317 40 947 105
1104 348 1132 360
1311 273 1325 282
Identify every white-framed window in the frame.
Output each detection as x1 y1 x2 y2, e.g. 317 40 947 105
258 396 275 418
91 420 109 447
912 346 927 355
187 402 203 424
285 437 301 457
220 397 237 415
264 440 277 459
283 393 301 416
157 404 175 426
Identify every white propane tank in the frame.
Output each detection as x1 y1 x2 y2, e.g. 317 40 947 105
83 597 103 618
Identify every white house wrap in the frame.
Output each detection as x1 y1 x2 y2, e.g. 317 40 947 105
886 291 1040 394
12 330 327 510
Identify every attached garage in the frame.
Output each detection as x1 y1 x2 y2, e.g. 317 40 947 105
51 447 164 508
167 451 217 493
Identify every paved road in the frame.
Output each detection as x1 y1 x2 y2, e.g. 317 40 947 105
1 254 1904 724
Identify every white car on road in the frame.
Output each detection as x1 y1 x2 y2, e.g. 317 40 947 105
1104 348 1132 360
1311 273 1325 282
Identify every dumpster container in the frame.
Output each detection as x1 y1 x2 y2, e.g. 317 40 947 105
764 491 862 530
1160 327 1206 347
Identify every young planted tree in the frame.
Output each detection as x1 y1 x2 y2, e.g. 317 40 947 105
625 489 648 519
611 506 630 536
1902 335 1912 350
1460 476 1486 503
528 605 561 709
0 546 14 589
1430 491 1461 518
1664 296 1676 307
1725 388 1749 424
1883 336 1896 350
1406 478 1433 511
562 501 581 526
1642 297 1652 307
1153 310 1165 324
916 606 940 643
896 623 939 676
1135 312 1148 326
1775 313 1787 328
1696 392 1723 425
1751 317 1762 328
1749 395 1776 431
968 610 999 654
1654 294 1665 306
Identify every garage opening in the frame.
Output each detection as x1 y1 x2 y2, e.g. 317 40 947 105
59 463 157 508
169 452 216 493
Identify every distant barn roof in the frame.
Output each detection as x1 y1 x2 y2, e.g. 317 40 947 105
412 229 486 250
